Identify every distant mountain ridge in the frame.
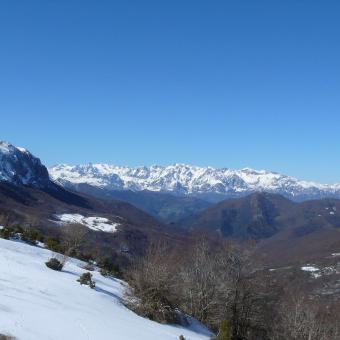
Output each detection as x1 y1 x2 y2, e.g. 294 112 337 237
179 192 340 238
178 191 340 266
49 163 340 202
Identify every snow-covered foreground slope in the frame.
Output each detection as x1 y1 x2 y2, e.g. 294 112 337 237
0 238 212 340
49 163 340 201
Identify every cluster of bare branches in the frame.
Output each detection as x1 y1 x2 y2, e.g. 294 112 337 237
52 223 88 267
126 235 271 338
126 234 340 340
125 241 181 323
270 284 340 340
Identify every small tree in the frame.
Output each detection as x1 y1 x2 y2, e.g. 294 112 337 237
217 320 231 340
63 224 87 254
125 241 179 324
78 272 96 289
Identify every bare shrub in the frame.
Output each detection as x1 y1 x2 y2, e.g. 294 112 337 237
271 283 340 340
177 236 270 337
125 234 269 337
58 223 88 266
125 241 180 324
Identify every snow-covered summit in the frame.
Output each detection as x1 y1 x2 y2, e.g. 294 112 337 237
49 163 340 201
0 141 50 188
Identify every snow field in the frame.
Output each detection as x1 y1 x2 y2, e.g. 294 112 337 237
0 238 212 340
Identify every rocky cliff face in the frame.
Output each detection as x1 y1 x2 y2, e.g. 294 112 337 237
0 141 50 188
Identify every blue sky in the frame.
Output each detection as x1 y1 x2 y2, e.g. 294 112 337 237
0 1 339 183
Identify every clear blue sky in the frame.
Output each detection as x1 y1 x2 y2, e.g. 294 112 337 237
0 1 339 183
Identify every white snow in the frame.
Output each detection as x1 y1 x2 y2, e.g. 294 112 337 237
0 238 212 340
55 213 120 233
17 147 28 153
332 253 340 257
301 266 321 278
0 141 12 154
301 266 319 272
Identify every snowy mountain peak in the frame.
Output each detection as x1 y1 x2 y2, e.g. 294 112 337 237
0 140 50 188
49 163 340 201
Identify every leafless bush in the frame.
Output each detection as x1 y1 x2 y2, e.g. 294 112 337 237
125 241 180 323
271 285 340 340
125 234 340 340
177 236 270 338
61 223 88 264
126 235 270 337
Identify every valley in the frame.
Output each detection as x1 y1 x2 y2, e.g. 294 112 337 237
1 140 340 339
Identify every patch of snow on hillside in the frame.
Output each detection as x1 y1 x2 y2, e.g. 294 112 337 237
17 147 28 153
0 238 212 340
301 266 321 278
301 266 318 272
55 213 120 233
0 141 11 154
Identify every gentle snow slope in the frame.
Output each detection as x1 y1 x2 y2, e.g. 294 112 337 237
0 239 211 340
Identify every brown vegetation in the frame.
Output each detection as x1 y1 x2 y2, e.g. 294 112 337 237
126 234 340 340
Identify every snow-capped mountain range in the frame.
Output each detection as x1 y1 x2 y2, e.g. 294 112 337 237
1 140 340 202
0 141 50 188
49 163 340 201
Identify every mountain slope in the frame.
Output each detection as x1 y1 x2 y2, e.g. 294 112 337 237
179 193 297 239
178 192 340 265
0 238 211 340
0 141 170 261
49 163 340 202
61 183 211 223
0 180 172 263
179 192 340 239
